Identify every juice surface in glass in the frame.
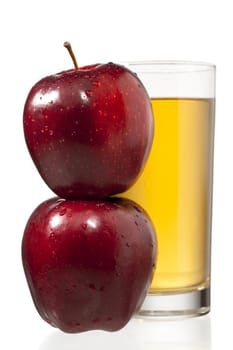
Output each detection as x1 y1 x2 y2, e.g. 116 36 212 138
123 98 215 293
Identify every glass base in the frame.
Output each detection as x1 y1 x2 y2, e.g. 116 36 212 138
137 287 210 317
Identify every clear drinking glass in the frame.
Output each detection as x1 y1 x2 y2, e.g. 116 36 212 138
123 61 216 316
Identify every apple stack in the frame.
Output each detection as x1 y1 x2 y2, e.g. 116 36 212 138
22 43 157 333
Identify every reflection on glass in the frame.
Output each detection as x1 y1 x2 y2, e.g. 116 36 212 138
128 315 211 349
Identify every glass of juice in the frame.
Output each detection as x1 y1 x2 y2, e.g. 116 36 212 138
123 61 216 316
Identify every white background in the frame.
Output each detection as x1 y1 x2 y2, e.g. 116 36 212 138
0 0 232 349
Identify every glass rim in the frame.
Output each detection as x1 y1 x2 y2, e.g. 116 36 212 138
125 60 216 73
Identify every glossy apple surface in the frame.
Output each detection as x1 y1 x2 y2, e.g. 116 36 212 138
22 197 157 333
23 63 154 199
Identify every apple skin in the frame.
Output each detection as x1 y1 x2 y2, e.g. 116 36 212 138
22 197 157 333
23 63 154 199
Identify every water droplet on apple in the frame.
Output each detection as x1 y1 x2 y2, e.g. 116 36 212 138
89 283 96 290
115 271 120 277
126 242 131 247
30 116 36 122
49 130 54 136
92 318 100 324
85 90 93 97
81 223 87 230
80 92 88 100
59 208 67 216
92 80 100 87
133 206 142 213
44 125 49 131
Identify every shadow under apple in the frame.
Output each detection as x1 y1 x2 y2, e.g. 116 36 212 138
38 325 140 350
38 316 211 350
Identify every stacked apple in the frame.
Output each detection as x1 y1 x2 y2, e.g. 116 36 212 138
22 43 157 333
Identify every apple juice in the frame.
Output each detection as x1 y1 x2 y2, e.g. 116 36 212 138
123 98 215 293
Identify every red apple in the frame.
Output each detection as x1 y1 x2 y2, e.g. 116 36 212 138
22 197 156 333
23 43 154 199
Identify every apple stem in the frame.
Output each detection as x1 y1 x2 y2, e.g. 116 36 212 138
64 41 78 70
